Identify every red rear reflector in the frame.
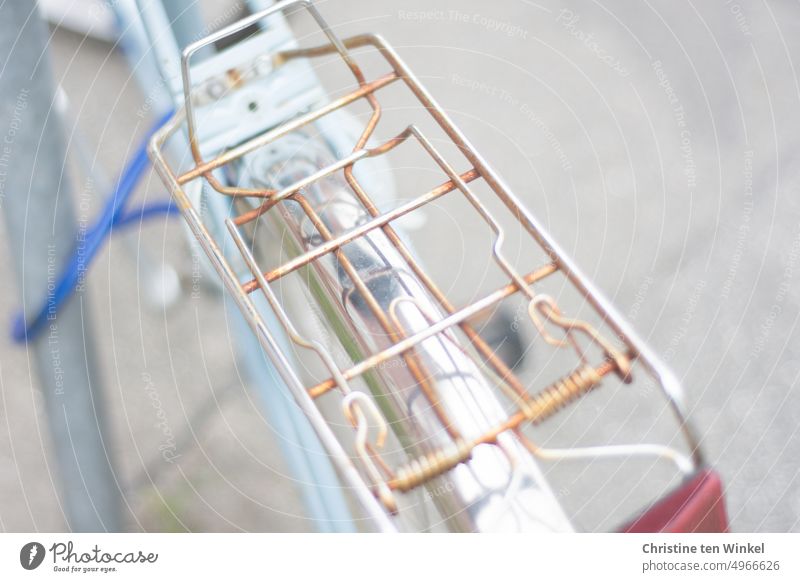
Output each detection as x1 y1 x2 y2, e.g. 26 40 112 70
621 468 729 533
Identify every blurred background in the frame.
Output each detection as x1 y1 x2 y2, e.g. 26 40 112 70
0 0 798 532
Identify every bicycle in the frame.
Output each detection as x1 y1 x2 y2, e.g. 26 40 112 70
7 0 729 532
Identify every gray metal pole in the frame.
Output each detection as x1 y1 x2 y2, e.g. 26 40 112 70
0 1 122 531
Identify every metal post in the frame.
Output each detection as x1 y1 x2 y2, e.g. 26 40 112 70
0 0 122 531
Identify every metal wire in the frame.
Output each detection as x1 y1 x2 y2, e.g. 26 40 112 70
149 0 702 531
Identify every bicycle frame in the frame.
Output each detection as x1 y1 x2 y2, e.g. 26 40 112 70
118 0 359 531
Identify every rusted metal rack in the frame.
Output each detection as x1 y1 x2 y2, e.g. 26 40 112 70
150 0 701 532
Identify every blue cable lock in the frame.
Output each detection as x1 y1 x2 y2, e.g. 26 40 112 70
11 109 178 343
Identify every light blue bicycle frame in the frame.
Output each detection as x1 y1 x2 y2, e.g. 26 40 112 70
111 0 357 531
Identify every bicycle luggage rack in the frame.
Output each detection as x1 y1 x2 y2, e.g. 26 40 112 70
149 0 703 532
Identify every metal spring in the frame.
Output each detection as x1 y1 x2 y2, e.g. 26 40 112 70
520 365 602 425
390 439 473 493
387 366 602 494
